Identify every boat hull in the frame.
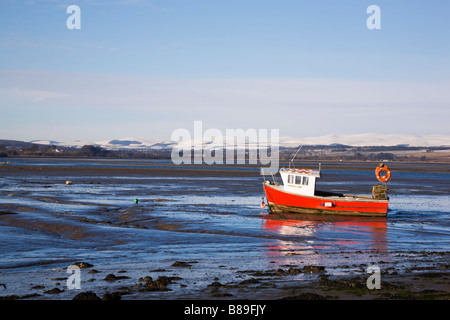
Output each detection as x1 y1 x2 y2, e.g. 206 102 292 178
263 183 388 217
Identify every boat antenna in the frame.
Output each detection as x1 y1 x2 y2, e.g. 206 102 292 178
289 145 303 170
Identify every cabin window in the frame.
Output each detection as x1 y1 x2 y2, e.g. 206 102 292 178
302 176 309 185
287 174 310 186
288 175 294 184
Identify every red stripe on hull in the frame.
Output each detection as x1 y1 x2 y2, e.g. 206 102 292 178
264 184 388 217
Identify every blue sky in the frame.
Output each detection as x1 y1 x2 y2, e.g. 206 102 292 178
0 0 449 141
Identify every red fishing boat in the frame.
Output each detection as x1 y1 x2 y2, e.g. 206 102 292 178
262 162 391 217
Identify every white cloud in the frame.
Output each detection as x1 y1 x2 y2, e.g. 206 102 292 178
0 86 68 103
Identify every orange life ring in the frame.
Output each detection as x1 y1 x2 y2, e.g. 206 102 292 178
375 165 391 183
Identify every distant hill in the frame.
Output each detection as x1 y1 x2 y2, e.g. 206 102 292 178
0 139 33 147
7 133 450 150
278 134 450 148
2 134 450 162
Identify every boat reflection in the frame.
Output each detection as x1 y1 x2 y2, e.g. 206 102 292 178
262 213 388 254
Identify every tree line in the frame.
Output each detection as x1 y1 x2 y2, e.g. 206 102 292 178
0 144 171 159
0 142 441 162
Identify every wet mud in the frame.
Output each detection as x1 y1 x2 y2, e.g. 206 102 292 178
0 161 449 300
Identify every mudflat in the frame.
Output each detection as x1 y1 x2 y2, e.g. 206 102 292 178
0 162 449 300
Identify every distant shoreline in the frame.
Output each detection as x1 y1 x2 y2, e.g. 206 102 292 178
2 140 450 163
1 160 449 175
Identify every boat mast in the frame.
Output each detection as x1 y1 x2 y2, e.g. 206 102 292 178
289 145 303 170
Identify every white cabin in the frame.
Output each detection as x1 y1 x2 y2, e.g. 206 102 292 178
279 168 321 197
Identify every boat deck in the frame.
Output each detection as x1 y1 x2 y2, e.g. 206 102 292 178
314 190 375 201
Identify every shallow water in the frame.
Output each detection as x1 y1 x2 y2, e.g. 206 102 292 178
0 159 449 299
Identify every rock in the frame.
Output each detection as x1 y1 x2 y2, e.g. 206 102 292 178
73 291 101 300
281 292 331 300
136 275 180 292
0 295 20 300
102 292 122 300
208 281 223 288
156 276 174 286
103 274 131 281
210 291 233 298
319 275 366 289
44 287 63 294
138 276 153 283
31 285 45 290
275 267 302 275
287 267 302 274
208 281 233 298
138 279 168 292
0 294 41 300
303 265 326 273
72 262 94 269
50 277 67 281
239 277 260 285
149 268 168 272
276 268 285 275
171 261 191 267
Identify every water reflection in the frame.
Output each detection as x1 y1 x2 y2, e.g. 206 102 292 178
262 213 388 253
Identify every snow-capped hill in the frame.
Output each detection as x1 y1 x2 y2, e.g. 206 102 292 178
29 133 450 150
30 140 61 145
279 134 450 148
94 137 175 150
